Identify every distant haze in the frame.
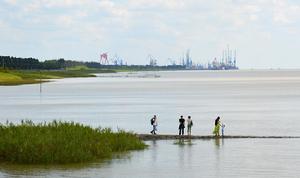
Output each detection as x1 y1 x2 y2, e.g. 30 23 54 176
1 0 300 69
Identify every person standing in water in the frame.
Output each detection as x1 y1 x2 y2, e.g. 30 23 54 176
187 116 193 136
150 115 158 135
213 116 221 137
178 115 185 135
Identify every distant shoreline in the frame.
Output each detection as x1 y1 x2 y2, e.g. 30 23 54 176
0 68 116 86
3 68 300 86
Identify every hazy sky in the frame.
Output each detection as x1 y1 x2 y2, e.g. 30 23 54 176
1 0 300 68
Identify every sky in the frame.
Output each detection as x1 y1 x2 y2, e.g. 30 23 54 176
1 0 300 69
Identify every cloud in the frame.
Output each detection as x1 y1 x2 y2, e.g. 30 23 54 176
272 0 300 25
41 0 87 8
1 0 300 67
4 0 17 5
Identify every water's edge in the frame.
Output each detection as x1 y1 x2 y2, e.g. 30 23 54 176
137 134 300 140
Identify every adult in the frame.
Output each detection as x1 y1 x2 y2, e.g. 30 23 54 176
187 116 193 136
150 115 158 135
178 115 185 135
213 116 221 136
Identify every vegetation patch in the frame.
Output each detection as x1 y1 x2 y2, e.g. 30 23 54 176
0 72 23 82
0 120 147 164
0 68 116 86
0 71 39 85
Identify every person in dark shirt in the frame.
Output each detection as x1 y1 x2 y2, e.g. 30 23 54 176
150 115 158 135
178 115 185 135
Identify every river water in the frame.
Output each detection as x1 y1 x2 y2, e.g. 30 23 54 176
0 70 300 177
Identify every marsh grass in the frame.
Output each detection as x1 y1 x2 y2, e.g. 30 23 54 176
0 120 147 164
0 68 116 85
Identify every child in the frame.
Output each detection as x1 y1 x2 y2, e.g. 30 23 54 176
221 123 225 137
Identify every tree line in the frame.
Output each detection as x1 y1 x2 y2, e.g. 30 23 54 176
0 55 185 71
0 56 69 70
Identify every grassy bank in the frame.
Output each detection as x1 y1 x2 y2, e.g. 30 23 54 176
0 68 116 86
0 120 146 164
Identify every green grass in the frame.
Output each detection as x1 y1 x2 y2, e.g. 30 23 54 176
66 65 90 71
0 68 116 85
0 71 39 85
0 120 147 164
0 72 23 82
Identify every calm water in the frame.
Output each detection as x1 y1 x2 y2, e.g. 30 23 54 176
0 139 299 178
0 70 300 177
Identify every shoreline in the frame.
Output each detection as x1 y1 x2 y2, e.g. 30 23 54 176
2 68 298 86
0 68 116 86
137 134 300 140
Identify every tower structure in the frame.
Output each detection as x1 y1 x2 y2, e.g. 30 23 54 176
100 53 109 65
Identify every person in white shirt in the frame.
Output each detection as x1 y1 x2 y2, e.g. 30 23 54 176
187 116 193 136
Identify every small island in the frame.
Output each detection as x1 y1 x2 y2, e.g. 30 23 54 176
0 120 147 164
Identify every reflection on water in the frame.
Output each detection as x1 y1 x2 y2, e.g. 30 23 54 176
214 138 221 147
0 139 300 177
0 152 134 177
214 138 222 178
173 138 195 146
213 137 225 148
150 140 158 162
0 162 100 177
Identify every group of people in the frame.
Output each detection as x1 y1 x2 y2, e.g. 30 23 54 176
178 115 193 135
150 115 225 136
212 116 225 136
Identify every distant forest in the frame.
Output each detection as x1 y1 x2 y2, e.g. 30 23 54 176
0 55 185 70
0 56 68 70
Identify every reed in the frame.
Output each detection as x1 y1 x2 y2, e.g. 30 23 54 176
0 120 146 164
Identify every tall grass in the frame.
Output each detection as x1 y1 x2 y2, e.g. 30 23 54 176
0 120 146 164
